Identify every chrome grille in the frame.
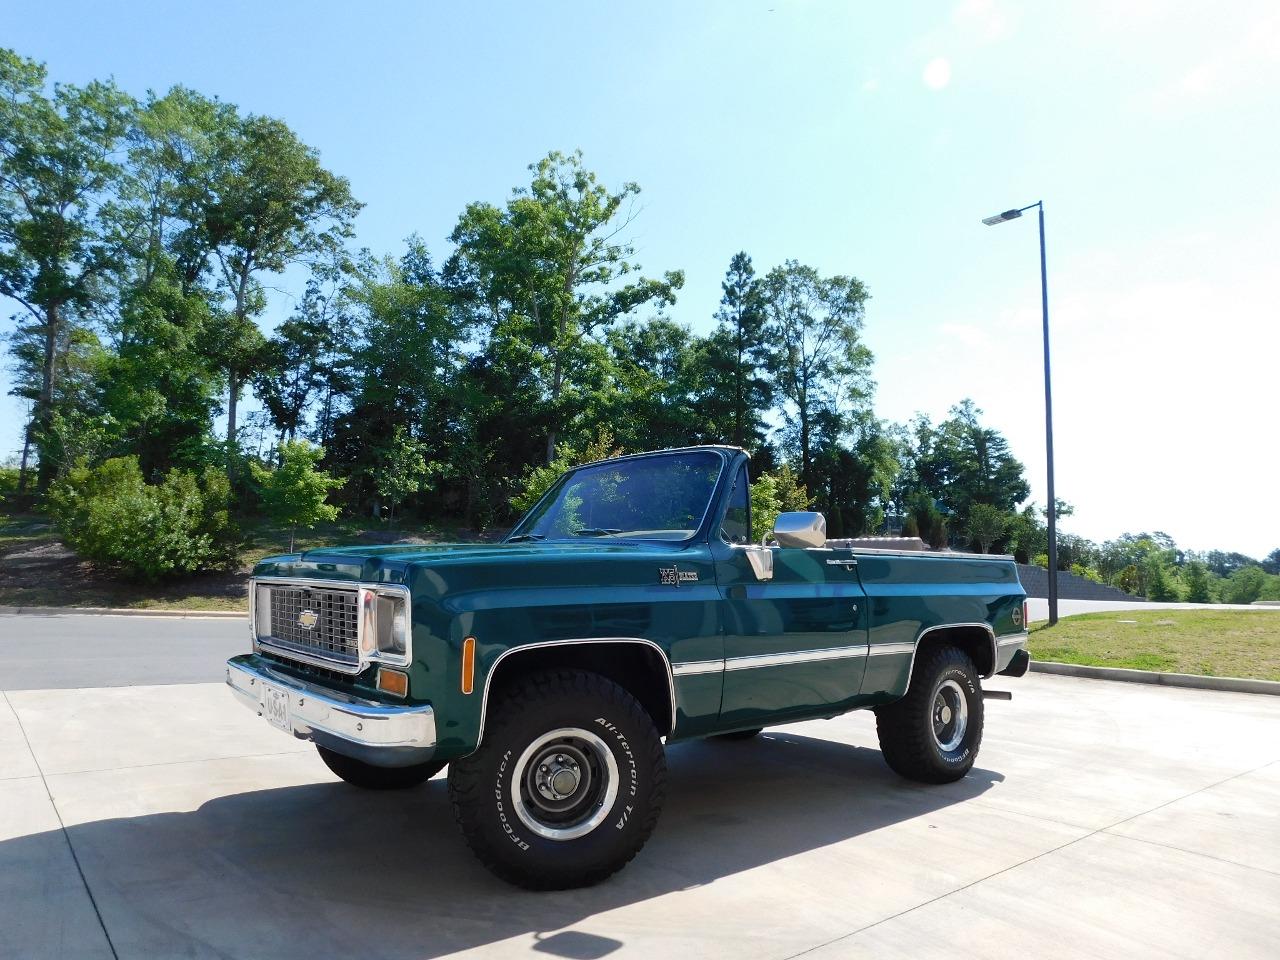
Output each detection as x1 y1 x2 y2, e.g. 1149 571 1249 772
265 585 359 666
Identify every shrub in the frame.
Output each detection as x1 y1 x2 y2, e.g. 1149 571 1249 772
48 456 240 581
1221 566 1267 605
251 440 343 551
966 503 1011 554
750 464 812 542
509 430 623 517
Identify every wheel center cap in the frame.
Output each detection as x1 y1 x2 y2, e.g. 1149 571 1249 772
550 768 579 797
939 705 952 724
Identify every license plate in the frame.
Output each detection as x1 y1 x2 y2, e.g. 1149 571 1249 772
262 684 291 732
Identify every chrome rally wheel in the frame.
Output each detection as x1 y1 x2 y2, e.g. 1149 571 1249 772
512 727 619 841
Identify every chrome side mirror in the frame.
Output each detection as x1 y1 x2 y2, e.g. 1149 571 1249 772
772 511 827 549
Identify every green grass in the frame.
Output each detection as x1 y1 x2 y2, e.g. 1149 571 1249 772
0 514 489 613
1030 609 1280 681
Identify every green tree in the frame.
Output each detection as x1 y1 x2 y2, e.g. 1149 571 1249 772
967 503 1011 554
96 271 224 476
1182 560 1212 603
1144 554 1178 601
328 243 465 509
447 150 683 465
696 252 772 448
762 260 873 490
374 426 434 527
810 418 899 538
253 269 351 445
903 401 1030 538
0 49 136 490
601 318 704 451
251 440 343 551
192 110 361 472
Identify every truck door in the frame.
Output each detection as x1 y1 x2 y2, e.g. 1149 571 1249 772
711 465 869 729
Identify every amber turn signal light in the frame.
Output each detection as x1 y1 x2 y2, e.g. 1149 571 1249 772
376 668 409 698
461 636 476 694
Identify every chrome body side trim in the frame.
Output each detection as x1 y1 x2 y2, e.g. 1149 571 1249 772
867 641 916 657
674 644 873 677
225 655 436 768
475 637 679 748
722 645 869 672
250 577 412 676
672 659 726 677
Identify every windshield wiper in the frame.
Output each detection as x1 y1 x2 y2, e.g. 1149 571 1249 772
506 533 547 543
574 527 623 537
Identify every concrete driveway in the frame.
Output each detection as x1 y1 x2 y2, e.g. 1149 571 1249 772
1 614 1278 959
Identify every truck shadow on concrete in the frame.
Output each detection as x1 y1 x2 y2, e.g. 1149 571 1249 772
19 731 1003 959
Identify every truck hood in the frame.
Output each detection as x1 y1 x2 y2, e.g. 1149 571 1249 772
251 539 687 585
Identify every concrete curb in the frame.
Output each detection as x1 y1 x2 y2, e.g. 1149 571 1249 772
1030 660 1280 697
0 605 246 619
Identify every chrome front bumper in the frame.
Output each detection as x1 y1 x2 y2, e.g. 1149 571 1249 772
226 655 437 768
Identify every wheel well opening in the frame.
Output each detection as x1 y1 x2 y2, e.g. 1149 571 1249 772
916 627 994 679
487 642 674 736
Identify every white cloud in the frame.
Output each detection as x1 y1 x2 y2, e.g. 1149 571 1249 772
922 57 952 90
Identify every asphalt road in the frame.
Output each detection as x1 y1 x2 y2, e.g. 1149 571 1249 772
2 613 1278 959
0 613 248 690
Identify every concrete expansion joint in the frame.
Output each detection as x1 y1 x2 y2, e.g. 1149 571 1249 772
1 690 121 960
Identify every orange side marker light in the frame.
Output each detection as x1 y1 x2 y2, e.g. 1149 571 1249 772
461 636 476 695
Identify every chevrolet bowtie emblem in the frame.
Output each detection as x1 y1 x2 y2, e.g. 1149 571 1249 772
297 609 319 630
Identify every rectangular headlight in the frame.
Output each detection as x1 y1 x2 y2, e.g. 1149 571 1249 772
376 593 409 659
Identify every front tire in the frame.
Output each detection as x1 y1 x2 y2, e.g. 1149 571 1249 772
317 745 445 790
874 645 984 783
448 669 667 890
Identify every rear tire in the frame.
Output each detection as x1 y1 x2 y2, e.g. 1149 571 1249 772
448 669 667 890
712 728 763 741
874 645 984 784
317 745 445 790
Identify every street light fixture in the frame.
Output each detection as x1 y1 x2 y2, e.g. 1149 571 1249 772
983 200 1059 626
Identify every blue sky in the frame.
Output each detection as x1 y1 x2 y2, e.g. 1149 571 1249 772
4 0 1278 556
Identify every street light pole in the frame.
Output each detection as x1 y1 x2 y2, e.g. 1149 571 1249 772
983 201 1059 626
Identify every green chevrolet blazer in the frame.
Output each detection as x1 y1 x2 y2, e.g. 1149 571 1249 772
227 445 1029 889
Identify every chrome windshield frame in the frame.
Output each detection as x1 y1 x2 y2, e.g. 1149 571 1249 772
505 447 733 546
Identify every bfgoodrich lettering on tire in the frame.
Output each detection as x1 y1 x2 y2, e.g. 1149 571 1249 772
874 645 984 784
448 668 667 890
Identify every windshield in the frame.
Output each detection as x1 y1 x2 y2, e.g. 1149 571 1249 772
511 451 725 542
